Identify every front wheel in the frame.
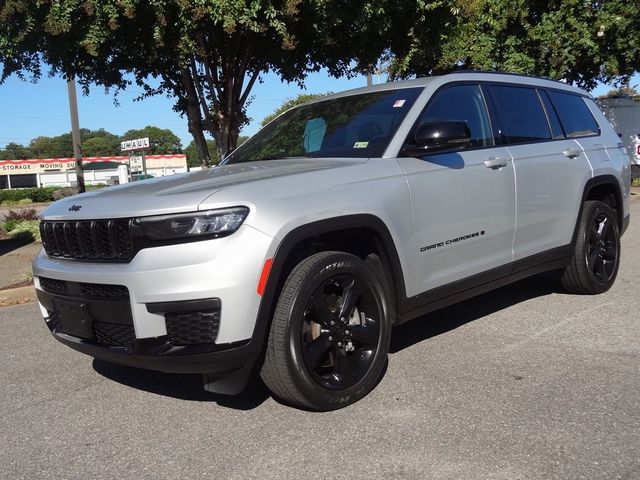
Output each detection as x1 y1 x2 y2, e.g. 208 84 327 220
560 200 621 294
260 251 391 410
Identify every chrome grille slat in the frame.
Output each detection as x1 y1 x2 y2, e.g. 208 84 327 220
40 219 133 262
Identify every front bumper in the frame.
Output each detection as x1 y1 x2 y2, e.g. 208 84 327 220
32 223 276 373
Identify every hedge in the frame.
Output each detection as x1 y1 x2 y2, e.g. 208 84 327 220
0 187 57 203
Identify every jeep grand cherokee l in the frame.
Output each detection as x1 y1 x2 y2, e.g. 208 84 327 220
33 72 631 410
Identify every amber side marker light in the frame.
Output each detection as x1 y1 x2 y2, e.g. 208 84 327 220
257 258 273 296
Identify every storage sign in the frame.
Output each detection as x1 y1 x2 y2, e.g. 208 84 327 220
121 137 150 152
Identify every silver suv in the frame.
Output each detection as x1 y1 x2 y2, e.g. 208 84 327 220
33 72 632 410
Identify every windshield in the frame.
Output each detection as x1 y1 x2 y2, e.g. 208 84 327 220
225 87 423 164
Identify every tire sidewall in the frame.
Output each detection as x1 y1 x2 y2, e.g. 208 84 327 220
282 253 391 410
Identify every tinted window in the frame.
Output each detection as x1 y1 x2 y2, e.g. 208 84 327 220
547 91 600 138
491 85 551 143
226 88 422 163
415 85 492 148
539 90 565 139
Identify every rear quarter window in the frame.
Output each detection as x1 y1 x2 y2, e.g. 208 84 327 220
547 91 600 138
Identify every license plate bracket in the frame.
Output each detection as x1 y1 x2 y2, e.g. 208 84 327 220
55 299 94 340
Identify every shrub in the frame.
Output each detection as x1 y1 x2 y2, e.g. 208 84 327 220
52 187 78 200
7 220 41 242
633 177 640 187
0 187 56 204
3 219 21 232
3 208 38 222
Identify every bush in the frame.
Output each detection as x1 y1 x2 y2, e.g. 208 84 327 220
52 187 78 201
3 208 38 222
633 177 640 187
0 187 56 204
8 220 41 242
3 219 21 232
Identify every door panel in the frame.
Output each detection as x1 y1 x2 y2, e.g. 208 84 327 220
508 141 591 260
398 148 515 295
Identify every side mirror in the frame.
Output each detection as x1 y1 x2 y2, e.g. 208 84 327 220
404 120 471 157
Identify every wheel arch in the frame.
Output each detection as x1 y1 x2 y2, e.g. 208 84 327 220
578 175 624 235
256 214 407 327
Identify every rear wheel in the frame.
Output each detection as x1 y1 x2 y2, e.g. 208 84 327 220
560 200 620 294
260 251 391 410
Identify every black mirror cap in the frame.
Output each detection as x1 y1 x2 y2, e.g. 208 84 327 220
404 120 472 157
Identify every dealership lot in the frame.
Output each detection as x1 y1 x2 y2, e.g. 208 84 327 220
1 199 639 480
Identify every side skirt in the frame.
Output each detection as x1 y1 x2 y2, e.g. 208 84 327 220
396 245 573 324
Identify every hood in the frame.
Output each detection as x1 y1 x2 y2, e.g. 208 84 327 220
41 158 361 220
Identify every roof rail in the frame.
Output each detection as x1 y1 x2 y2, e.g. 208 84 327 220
444 69 568 85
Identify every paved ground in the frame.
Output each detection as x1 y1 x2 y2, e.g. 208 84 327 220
1 201 639 479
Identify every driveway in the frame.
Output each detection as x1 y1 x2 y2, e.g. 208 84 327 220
1 200 639 479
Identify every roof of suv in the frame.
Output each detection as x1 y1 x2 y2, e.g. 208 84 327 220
307 71 592 104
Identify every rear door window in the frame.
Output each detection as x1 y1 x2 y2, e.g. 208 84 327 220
490 85 552 144
547 91 600 138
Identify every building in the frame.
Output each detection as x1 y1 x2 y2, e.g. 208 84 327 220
597 97 640 176
0 154 188 189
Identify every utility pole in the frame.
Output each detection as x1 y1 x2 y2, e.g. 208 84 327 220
67 76 85 193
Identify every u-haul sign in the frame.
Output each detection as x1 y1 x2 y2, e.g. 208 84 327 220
121 137 150 152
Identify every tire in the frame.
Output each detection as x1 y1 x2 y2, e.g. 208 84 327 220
560 200 620 294
260 251 392 411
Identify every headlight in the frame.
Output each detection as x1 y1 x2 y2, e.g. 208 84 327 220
135 207 249 241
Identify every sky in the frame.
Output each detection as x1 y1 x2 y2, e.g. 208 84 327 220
0 70 637 152
0 70 377 151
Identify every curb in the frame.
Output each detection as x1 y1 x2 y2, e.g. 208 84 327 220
0 285 37 307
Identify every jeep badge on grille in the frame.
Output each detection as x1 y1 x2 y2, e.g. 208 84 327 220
68 204 82 212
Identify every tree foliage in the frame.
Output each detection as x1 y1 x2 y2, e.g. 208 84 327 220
0 126 181 160
388 0 640 89
260 93 329 127
0 1 400 166
121 126 182 155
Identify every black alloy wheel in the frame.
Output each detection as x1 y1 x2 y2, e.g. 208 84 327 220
585 210 618 283
261 251 391 410
301 273 381 390
561 200 620 294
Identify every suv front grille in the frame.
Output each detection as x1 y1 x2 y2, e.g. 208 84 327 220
40 219 133 261
39 277 130 300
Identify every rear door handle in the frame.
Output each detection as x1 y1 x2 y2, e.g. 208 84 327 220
484 157 508 169
563 148 581 159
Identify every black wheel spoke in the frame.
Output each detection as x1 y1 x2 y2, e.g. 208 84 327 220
309 294 333 326
338 279 364 320
599 218 610 239
587 248 599 268
302 333 332 369
595 257 606 279
348 323 379 347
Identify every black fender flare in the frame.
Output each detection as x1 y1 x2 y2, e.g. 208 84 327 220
255 214 408 325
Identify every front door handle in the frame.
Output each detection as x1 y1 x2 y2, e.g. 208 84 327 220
484 157 508 169
563 148 581 159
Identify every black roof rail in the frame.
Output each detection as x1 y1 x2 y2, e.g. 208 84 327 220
443 69 568 86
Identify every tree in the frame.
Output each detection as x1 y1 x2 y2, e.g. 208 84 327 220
0 1 401 167
388 0 640 90
0 142 31 160
121 126 182 155
260 93 329 127
184 139 219 168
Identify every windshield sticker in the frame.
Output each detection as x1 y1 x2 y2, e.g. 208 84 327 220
353 141 369 149
393 99 406 108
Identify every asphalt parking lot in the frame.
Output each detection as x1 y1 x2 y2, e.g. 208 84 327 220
1 200 639 480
